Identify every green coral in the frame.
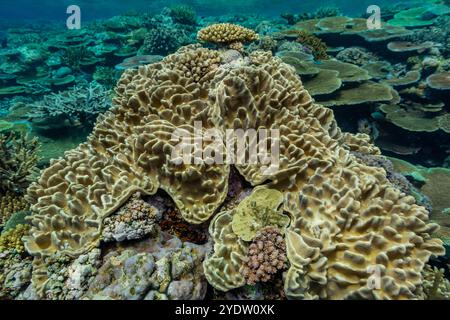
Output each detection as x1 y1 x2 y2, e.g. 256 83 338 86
232 187 290 241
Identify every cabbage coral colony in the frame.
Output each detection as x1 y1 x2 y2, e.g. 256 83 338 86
0 3 449 301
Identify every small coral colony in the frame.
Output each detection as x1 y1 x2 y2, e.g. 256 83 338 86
1 0 450 301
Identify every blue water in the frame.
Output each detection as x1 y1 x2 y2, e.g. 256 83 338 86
0 0 398 22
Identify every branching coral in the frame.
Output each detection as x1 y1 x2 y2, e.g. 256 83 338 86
197 23 258 50
0 192 29 227
102 193 161 243
421 265 450 299
139 26 191 56
29 81 112 129
243 226 287 285
0 132 39 195
0 224 30 254
296 31 328 60
169 5 197 26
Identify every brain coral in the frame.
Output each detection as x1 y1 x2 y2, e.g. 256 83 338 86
24 45 444 299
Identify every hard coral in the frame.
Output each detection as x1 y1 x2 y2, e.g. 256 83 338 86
84 232 207 300
169 5 197 26
0 132 39 195
197 23 258 50
243 226 287 285
102 193 161 243
295 31 328 60
139 26 191 56
0 250 32 299
29 81 112 129
421 265 450 299
0 224 30 254
23 46 444 300
0 192 29 227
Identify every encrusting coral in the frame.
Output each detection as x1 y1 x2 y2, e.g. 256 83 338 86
23 43 445 299
0 192 29 227
231 187 289 241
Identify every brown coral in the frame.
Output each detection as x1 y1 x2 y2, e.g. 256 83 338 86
23 46 444 300
197 23 258 50
1 192 29 227
296 30 328 60
101 193 161 243
243 226 287 285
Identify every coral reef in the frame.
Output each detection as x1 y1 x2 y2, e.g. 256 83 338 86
1 5 449 300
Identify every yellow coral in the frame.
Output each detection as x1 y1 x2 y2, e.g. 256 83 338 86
1 192 29 226
421 265 450 300
197 23 258 49
0 224 30 254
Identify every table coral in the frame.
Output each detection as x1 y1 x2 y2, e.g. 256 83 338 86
426 72 450 90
